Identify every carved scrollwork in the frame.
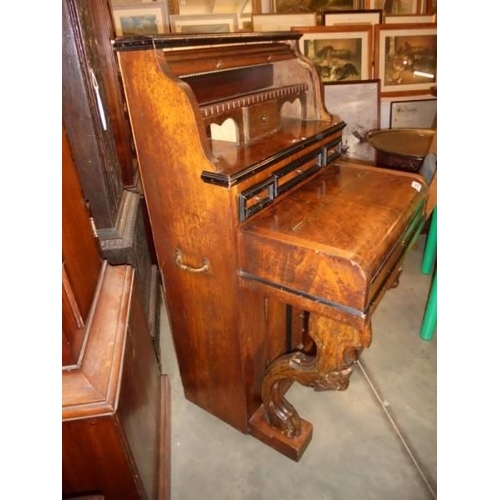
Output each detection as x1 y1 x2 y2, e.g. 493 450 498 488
260 314 372 438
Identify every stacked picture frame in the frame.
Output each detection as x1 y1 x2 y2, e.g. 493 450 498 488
108 0 437 159
111 2 171 35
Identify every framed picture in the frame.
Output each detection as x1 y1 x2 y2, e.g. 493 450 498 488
365 0 423 14
323 9 383 26
374 23 437 96
292 25 373 82
169 14 238 33
389 97 436 128
112 3 169 36
273 0 363 14
251 13 316 31
323 80 380 161
384 13 436 23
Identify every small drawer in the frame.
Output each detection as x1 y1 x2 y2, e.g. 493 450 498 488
274 149 322 195
244 101 280 142
238 179 275 221
322 139 342 166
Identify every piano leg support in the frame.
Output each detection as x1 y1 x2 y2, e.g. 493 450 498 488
249 314 372 461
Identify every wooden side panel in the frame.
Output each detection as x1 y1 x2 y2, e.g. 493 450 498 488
118 49 250 431
238 291 304 419
62 265 169 500
118 280 162 500
62 416 141 500
62 127 101 321
62 126 102 365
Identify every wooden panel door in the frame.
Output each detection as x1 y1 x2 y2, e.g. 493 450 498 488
62 125 102 366
62 124 171 499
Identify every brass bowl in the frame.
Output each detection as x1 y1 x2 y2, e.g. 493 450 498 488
367 128 435 173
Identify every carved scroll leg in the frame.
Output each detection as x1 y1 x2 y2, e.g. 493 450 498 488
249 314 372 461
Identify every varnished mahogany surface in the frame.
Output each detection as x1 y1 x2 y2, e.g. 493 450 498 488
239 162 427 314
115 33 341 434
208 119 342 181
115 33 428 460
62 264 169 500
62 126 102 366
63 0 162 359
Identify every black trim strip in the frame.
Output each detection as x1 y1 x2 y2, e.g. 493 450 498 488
238 271 365 318
323 139 343 166
113 32 303 51
238 178 275 221
202 121 346 187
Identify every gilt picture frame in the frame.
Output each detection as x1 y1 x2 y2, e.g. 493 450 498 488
251 13 316 31
169 13 238 33
365 0 423 14
322 9 383 26
323 79 380 162
273 0 363 14
112 3 169 36
374 23 437 96
292 25 373 83
384 13 436 23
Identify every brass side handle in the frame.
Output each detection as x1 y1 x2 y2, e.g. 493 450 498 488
174 248 210 273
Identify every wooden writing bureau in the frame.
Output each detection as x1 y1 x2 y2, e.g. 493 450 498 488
114 32 428 461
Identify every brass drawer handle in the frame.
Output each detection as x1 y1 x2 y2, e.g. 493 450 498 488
175 248 210 273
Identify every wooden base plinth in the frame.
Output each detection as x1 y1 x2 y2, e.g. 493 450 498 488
248 405 313 462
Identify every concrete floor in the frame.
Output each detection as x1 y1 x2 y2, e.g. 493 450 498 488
160 235 437 500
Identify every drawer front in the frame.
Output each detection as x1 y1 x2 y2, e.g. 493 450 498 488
237 137 342 222
274 149 322 196
238 149 322 222
367 202 426 308
245 101 280 141
239 178 275 221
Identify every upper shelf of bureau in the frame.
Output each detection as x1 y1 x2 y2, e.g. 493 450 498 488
205 118 344 186
114 33 344 187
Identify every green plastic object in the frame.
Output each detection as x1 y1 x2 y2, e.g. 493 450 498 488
421 206 437 275
420 272 437 341
420 206 437 340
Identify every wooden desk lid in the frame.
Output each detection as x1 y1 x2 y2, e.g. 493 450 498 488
238 162 427 315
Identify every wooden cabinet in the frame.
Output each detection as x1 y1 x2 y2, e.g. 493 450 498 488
62 127 102 366
62 0 162 362
115 33 427 461
62 264 171 500
62 126 170 499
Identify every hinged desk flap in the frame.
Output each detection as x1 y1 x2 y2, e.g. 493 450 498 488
238 162 427 315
